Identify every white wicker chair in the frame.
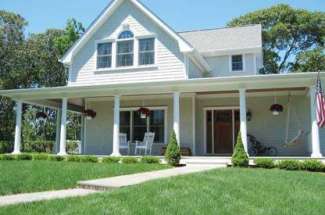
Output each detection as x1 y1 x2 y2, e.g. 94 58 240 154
119 133 130 155
135 132 155 155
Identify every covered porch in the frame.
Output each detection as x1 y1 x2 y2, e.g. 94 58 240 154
1 73 324 159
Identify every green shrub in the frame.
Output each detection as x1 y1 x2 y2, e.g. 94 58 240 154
23 140 54 153
102 157 120 164
15 153 32 161
0 141 13 154
301 160 324 172
48 155 65 162
141 156 160 164
164 131 181 166
66 155 82 162
232 131 249 167
278 160 301 171
0 154 15 160
79 156 98 163
32 153 50 160
66 141 80 154
121 157 138 164
255 158 275 169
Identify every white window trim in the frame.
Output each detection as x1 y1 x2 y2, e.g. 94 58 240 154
138 38 156 66
229 54 245 73
95 39 114 70
94 34 158 71
119 106 168 144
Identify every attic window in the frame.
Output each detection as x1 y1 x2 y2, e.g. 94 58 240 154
118 30 134 39
231 55 243 71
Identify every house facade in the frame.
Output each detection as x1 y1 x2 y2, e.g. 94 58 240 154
1 0 324 159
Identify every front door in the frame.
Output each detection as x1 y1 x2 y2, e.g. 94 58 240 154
205 109 240 155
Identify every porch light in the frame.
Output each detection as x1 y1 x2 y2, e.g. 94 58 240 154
270 96 284 116
138 107 150 119
83 109 97 120
246 110 252 121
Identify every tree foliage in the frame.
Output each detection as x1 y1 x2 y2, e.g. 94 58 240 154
0 10 84 143
228 4 325 73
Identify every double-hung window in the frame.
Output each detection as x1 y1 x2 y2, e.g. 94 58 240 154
97 42 112 69
139 38 155 65
117 30 134 67
231 55 243 71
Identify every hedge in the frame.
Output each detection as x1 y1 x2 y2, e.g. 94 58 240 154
121 157 139 164
102 157 121 164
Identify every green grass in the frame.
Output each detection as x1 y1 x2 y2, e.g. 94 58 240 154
0 161 167 196
1 168 325 215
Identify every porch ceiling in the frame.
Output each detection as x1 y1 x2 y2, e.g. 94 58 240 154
0 72 323 101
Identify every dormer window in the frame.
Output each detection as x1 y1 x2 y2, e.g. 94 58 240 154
97 42 112 69
139 38 155 65
231 55 243 71
117 31 134 67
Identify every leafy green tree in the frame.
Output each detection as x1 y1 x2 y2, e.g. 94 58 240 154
228 4 325 73
290 48 325 72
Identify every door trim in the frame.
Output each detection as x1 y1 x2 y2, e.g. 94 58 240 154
203 106 239 155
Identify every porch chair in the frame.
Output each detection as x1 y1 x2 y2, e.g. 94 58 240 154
135 132 155 155
119 133 130 155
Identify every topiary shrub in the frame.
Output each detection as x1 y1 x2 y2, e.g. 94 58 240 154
121 157 138 164
48 155 65 162
0 154 15 160
255 158 275 169
102 157 120 164
15 153 32 161
79 156 98 163
301 160 324 172
32 153 50 161
164 131 181 166
278 160 301 171
0 141 13 154
232 131 249 167
141 156 160 164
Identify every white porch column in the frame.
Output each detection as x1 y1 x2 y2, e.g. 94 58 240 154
12 101 22 154
55 109 62 153
309 86 323 158
239 88 248 154
58 98 68 155
111 95 121 156
192 94 196 155
173 92 180 145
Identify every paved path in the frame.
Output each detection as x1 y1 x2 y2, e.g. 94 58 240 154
0 164 223 207
0 189 98 207
78 164 223 190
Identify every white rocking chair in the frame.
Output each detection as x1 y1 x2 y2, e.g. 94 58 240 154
135 132 155 155
119 133 130 155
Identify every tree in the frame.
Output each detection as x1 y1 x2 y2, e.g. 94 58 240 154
290 48 325 72
228 4 325 74
164 131 181 166
232 131 249 167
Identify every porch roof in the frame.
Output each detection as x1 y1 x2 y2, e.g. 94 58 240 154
0 72 323 101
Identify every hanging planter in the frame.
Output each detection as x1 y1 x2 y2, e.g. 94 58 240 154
138 107 150 119
83 109 97 120
36 112 48 120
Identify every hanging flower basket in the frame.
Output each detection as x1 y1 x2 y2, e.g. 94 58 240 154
83 109 97 120
36 112 48 120
138 107 150 119
270 104 284 116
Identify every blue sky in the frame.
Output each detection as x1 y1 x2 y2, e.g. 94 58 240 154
1 0 324 35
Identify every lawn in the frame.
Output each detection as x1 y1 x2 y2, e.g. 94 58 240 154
0 161 167 195
1 168 325 215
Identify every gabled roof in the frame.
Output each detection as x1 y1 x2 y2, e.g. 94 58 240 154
60 0 194 65
179 25 262 55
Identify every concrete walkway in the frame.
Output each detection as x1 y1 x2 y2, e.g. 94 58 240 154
0 188 98 207
0 164 223 207
78 164 223 190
